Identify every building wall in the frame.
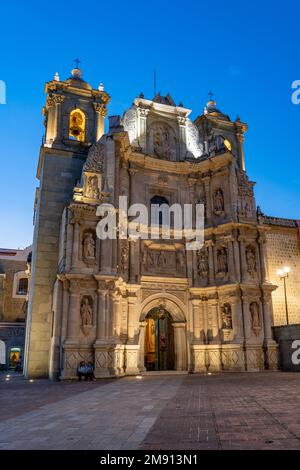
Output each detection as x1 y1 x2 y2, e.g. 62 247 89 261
0 248 31 322
265 225 300 325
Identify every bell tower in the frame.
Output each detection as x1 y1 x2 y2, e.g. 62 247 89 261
24 67 110 378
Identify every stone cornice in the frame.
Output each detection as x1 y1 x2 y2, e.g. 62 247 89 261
126 151 233 176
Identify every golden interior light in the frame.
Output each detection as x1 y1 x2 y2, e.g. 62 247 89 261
69 108 86 142
224 139 232 151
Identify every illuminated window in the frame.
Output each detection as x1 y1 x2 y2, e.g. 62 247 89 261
17 278 28 295
69 109 86 142
224 138 232 152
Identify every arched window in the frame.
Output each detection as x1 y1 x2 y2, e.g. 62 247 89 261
69 108 86 142
150 195 170 226
17 278 28 295
223 138 232 152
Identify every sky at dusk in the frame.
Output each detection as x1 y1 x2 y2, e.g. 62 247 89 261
0 0 299 248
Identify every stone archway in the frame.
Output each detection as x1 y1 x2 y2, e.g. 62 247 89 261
139 294 187 372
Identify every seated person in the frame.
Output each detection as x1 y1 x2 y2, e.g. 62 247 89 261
77 361 87 381
86 361 95 381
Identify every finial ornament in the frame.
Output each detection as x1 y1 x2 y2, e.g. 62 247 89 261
208 91 214 100
98 83 104 91
54 72 60 82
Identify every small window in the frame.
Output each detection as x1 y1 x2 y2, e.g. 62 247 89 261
17 278 28 295
69 108 86 142
151 195 170 226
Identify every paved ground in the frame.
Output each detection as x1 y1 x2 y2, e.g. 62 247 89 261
1 371 300 450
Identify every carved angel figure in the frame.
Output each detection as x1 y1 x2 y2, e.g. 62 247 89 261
217 248 228 274
246 246 257 276
86 175 99 199
221 303 233 330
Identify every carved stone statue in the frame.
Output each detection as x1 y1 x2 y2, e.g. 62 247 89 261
86 175 99 199
176 249 185 273
250 302 261 329
217 248 228 274
221 303 233 329
80 297 93 326
246 246 257 277
214 188 224 213
120 244 129 272
197 249 208 278
153 125 171 160
83 232 95 260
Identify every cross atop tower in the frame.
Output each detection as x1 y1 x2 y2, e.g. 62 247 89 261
73 57 82 69
208 91 214 100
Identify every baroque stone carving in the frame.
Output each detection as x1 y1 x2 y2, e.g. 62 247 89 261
176 248 186 274
85 175 99 199
217 247 228 275
83 232 96 261
46 94 65 107
122 108 137 144
221 303 233 329
80 296 93 327
246 245 257 277
197 249 208 278
214 188 224 214
84 143 104 173
120 242 129 273
250 302 261 333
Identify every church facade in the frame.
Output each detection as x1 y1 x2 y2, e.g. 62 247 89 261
24 68 300 379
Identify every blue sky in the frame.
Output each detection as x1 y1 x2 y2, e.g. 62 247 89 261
0 0 299 248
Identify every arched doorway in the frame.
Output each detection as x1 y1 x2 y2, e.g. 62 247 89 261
144 306 175 371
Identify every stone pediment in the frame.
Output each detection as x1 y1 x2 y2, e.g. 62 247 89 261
122 95 203 160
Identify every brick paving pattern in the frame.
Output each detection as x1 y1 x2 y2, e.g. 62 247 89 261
1 372 300 450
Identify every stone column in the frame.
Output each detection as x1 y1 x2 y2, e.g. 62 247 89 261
241 296 251 341
65 279 81 343
239 237 247 283
138 321 147 372
201 297 208 343
127 294 137 343
207 241 215 285
93 103 107 141
95 282 107 342
60 278 70 343
45 94 65 145
209 300 220 343
226 237 236 282
137 107 149 150
177 116 187 160
203 177 212 225
71 220 80 272
236 132 245 171
231 298 243 342
258 234 269 283
191 299 201 342
233 237 241 282
173 322 187 371
262 291 273 342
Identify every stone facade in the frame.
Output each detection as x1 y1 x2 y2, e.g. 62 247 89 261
24 69 300 379
0 246 31 368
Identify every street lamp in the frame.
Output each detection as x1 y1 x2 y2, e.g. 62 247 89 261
277 266 291 325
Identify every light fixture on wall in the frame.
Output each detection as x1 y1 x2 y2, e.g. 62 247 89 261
277 267 291 325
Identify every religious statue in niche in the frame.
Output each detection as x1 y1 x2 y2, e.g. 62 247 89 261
83 232 96 260
176 248 185 274
250 302 261 331
153 125 171 160
80 297 93 326
217 247 228 274
120 243 129 273
86 175 99 199
214 188 224 214
197 249 208 278
221 303 233 329
246 246 257 277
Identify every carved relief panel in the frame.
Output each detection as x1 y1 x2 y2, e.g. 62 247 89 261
142 243 186 277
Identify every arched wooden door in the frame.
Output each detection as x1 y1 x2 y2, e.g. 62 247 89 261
144 307 175 371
